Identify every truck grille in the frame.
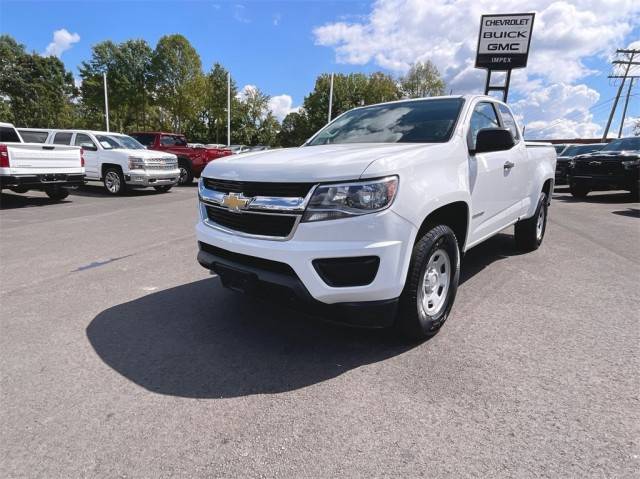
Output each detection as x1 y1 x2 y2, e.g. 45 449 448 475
203 178 314 198
573 159 624 176
205 205 297 238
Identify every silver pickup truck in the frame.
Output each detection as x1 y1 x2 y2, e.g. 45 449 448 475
0 122 84 201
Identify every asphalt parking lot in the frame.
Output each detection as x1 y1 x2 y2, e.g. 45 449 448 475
1 184 638 478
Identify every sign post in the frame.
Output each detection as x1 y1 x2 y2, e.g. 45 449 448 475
475 13 535 102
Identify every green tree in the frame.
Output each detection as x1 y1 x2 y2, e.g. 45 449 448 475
400 61 446 98
79 39 154 131
202 63 238 144
0 35 77 127
300 72 403 138
278 111 311 147
151 34 204 132
234 85 280 145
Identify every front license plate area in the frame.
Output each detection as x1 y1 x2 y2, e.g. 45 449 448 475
214 263 258 293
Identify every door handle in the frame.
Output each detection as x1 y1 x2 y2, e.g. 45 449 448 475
503 161 515 170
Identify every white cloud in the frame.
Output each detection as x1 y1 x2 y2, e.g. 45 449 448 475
313 0 640 138
233 4 251 23
43 28 80 57
268 94 300 121
238 85 300 121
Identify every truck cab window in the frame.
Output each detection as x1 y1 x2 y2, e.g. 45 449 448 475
74 134 95 148
469 102 500 148
53 132 73 145
160 135 176 146
498 104 520 141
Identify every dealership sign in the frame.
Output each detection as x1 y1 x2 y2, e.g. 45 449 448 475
475 13 535 70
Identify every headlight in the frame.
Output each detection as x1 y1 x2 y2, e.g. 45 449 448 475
302 176 398 222
621 158 640 169
128 156 146 170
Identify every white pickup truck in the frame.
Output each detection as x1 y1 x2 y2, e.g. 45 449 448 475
0 122 84 200
44 130 180 195
196 95 556 339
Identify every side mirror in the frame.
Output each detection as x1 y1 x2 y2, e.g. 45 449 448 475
81 142 97 151
473 128 515 154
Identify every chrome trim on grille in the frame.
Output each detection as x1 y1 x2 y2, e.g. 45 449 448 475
198 179 317 213
199 202 302 241
198 179 320 241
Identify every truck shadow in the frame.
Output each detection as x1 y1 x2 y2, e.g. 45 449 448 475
0 192 72 209
86 233 518 399
71 184 169 198
553 190 637 204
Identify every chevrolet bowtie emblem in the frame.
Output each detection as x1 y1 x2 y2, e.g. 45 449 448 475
221 192 251 211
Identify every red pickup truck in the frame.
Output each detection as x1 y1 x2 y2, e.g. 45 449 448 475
129 132 231 185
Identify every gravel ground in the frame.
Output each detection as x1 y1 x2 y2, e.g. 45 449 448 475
1 184 638 478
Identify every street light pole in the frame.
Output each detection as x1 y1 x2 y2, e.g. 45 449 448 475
327 72 334 123
227 72 231 146
103 72 110 132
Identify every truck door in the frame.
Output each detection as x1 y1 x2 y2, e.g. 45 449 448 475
73 133 98 179
496 103 529 217
467 102 521 244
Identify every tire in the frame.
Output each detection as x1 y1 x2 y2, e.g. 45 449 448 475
397 225 460 340
103 167 127 195
570 181 590 198
45 186 69 201
177 160 193 185
514 192 548 252
630 181 639 201
154 185 172 193
10 186 29 194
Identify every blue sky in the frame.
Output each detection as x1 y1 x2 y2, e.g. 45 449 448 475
1 0 639 138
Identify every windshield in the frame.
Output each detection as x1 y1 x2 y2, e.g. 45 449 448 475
601 137 640 152
554 145 567 154
96 134 145 150
307 98 464 146
561 144 605 157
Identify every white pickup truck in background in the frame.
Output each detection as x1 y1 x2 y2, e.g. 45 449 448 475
0 122 84 201
196 95 557 340
44 130 180 195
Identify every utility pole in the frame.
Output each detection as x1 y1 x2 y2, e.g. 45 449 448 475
327 72 334 123
617 77 635 138
602 48 639 141
227 72 231 146
103 72 109 132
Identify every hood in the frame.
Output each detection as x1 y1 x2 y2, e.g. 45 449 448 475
117 149 176 160
202 143 432 182
574 150 639 161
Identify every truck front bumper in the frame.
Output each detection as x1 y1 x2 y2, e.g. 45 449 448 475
1 173 85 189
125 169 180 187
196 208 417 327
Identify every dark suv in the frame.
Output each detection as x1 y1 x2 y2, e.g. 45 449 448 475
568 137 640 200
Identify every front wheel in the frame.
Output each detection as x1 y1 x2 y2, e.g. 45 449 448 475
154 185 172 193
103 168 127 195
514 192 548 251
177 161 193 185
45 186 69 201
397 224 460 340
570 181 590 198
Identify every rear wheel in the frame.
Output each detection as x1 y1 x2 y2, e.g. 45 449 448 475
397 224 460 340
570 181 590 198
154 185 172 193
178 160 193 185
514 192 548 251
103 168 127 195
45 186 69 201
